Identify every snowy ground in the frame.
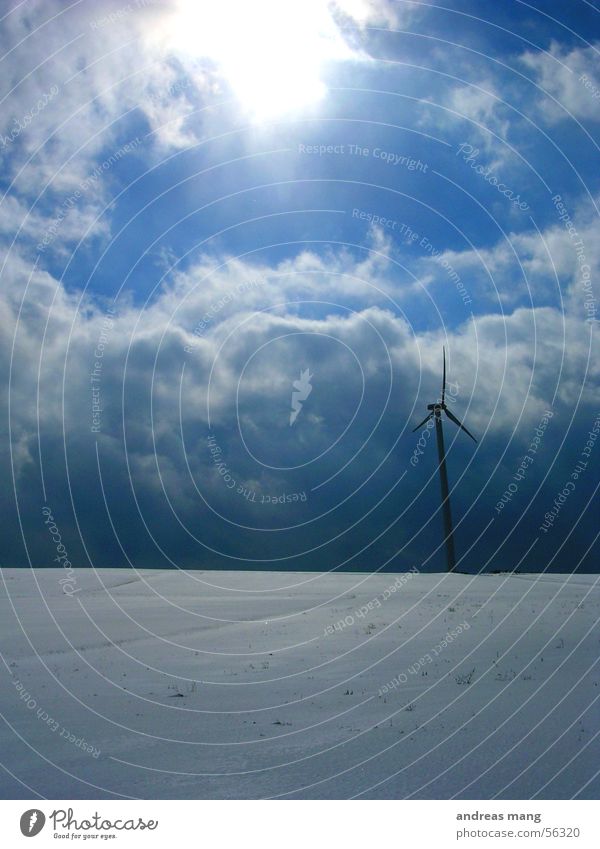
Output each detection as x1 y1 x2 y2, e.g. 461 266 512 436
0 568 598 799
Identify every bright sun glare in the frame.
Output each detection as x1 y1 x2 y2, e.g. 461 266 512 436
169 0 357 119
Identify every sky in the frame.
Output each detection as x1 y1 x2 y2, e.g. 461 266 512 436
1 0 599 574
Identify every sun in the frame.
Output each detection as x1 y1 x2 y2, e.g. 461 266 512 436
167 0 357 119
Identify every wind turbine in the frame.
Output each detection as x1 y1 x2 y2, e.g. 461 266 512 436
412 347 476 572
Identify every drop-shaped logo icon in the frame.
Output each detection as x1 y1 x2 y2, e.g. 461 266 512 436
20 809 46 837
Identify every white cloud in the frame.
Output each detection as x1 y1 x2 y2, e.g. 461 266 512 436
412 194 600 321
332 0 420 29
448 80 511 144
521 41 600 123
2 238 596 476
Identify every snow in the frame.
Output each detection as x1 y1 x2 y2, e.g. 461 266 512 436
0 568 598 799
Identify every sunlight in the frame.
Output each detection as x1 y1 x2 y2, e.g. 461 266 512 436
168 0 357 119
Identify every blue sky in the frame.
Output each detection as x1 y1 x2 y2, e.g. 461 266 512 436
1 0 599 573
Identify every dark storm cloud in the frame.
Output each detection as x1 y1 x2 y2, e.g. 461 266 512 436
2 232 598 573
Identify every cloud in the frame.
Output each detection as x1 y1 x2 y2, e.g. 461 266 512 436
448 80 511 145
409 192 600 321
332 0 421 29
417 76 521 173
520 41 600 124
2 232 597 571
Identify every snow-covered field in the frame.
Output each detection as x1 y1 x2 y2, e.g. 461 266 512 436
0 568 598 799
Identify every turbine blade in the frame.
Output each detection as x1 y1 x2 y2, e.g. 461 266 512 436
441 346 446 405
412 412 434 432
445 408 477 442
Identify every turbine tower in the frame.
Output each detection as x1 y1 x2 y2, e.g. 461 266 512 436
412 347 476 572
